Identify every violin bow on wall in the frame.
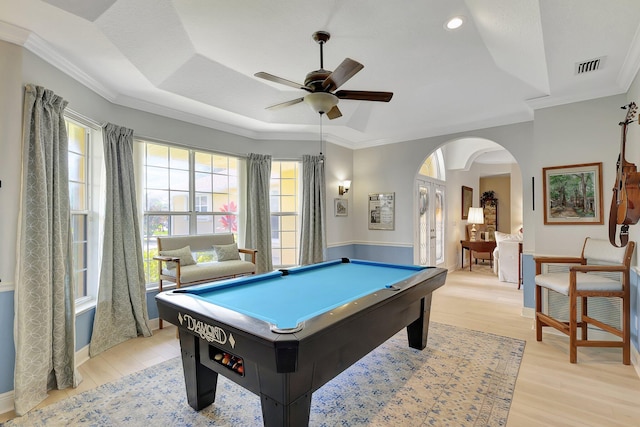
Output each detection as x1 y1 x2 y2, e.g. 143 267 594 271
609 101 638 247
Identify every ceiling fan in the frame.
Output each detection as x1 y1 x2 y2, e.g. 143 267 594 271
255 31 393 120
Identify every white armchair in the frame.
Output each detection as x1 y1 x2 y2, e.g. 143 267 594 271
492 231 523 287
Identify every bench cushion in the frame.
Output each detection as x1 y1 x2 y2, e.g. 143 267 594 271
162 260 256 284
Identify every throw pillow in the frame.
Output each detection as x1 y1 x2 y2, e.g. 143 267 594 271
213 243 241 261
159 246 197 270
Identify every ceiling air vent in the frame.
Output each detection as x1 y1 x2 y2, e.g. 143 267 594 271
575 56 605 75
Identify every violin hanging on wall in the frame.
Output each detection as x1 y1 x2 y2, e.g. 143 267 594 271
609 102 639 247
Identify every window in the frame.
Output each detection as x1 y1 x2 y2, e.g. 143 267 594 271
270 161 300 268
68 120 88 300
66 118 101 305
141 141 239 285
419 149 445 180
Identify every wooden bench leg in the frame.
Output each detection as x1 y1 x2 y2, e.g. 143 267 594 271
158 278 164 329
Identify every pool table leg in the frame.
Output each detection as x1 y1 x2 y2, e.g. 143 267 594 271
179 330 219 411
406 295 432 350
260 392 312 427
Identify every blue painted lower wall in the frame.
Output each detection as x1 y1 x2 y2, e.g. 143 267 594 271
0 291 15 394
521 254 535 308
327 243 413 265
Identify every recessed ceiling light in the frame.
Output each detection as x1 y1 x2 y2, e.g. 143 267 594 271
445 16 465 30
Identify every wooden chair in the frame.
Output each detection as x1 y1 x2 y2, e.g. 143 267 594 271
534 237 635 364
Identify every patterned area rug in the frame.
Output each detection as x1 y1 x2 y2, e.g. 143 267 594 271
5 323 525 427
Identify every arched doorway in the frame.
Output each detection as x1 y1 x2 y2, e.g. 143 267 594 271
415 138 523 271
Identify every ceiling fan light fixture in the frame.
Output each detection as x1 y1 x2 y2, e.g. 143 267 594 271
304 92 339 114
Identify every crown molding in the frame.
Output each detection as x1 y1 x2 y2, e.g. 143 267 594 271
618 21 640 90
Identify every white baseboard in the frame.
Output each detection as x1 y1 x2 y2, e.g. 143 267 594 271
521 307 535 318
0 389 14 416
76 345 90 367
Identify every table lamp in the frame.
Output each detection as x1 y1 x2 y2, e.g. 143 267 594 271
467 207 485 241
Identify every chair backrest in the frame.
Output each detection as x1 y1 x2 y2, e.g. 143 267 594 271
157 233 235 252
582 238 634 267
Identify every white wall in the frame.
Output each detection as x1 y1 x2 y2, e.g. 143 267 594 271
532 95 627 256
510 162 524 233
0 42 23 291
325 143 354 248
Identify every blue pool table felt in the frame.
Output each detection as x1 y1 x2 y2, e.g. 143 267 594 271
186 260 425 330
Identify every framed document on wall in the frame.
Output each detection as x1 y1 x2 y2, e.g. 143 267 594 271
368 193 395 230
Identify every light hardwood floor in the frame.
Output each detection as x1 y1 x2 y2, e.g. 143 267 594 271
2 264 640 426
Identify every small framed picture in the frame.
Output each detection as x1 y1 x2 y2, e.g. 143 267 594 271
334 198 348 217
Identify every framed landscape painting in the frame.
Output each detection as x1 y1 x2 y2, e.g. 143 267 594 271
543 162 603 225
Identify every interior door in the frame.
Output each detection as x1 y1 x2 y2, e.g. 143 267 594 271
416 179 445 266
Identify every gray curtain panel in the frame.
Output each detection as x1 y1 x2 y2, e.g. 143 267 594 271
89 123 151 357
244 153 273 273
14 84 81 415
299 154 326 265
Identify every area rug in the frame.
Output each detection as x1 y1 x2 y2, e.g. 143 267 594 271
4 322 525 427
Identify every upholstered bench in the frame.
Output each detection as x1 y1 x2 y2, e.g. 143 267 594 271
153 233 257 328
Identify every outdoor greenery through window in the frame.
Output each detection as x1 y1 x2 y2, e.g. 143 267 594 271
67 119 89 300
270 161 300 268
141 141 239 285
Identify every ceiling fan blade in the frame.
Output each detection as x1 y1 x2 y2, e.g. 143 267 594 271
322 58 363 91
335 90 393 102
255 72 307 91
326 106 342 120
266 97 304 110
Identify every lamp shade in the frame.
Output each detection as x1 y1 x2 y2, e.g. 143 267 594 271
467 207 484 224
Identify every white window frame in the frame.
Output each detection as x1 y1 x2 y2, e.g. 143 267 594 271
270 160 301 269
65 114 102 313
139 140 241 287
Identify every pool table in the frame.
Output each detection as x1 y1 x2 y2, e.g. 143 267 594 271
156 258 447 427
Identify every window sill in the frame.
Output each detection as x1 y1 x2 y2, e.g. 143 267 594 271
75 298 96 315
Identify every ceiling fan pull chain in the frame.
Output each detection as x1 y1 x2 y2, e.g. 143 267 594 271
319 113 324 156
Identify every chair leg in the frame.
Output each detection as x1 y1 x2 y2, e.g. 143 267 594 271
158 278 164 330
581 297 588 341
569 295 578 363
623 294 631 365
535 287 542 342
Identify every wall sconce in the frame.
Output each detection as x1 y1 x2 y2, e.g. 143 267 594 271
338 180 351 196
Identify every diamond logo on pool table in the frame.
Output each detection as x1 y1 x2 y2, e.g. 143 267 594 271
229 333 236 349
